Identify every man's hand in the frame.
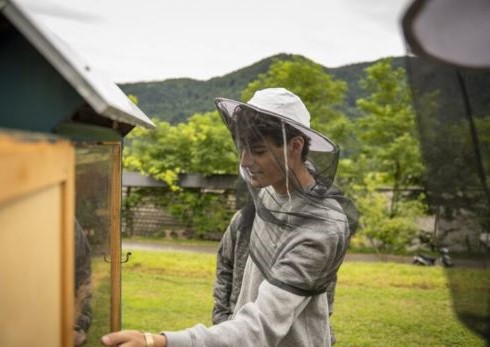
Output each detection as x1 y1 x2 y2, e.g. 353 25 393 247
100 330 166 347
74 329 87 346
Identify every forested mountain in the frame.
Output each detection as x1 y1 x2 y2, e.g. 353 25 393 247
118 53 406 123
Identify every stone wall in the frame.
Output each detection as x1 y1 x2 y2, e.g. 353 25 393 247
122 201 186 238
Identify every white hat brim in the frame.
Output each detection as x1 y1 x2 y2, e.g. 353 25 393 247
215 97 337 153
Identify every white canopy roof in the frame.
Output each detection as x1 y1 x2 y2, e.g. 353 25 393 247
402 0 490 69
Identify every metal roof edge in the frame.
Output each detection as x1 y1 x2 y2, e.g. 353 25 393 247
2 0 155 129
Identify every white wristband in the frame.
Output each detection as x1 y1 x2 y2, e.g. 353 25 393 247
143 332 155 347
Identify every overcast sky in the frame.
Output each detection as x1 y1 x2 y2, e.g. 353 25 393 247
22 0 413 83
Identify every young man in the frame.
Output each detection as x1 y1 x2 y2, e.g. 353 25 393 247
101 87 357 347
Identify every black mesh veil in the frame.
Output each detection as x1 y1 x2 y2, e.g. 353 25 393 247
402 0 490 340
405 54 490 342
215 91 358 296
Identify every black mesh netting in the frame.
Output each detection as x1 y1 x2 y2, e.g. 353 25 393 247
405 54 490 342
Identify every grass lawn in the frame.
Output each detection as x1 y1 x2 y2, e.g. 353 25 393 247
120 249 486 347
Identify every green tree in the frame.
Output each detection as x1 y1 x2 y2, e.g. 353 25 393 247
124 112 238 190
123 112 238 238
347 58 427 254
185 112 239 175
354 58 425 215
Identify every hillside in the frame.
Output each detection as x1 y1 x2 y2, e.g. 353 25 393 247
118 54 406 123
